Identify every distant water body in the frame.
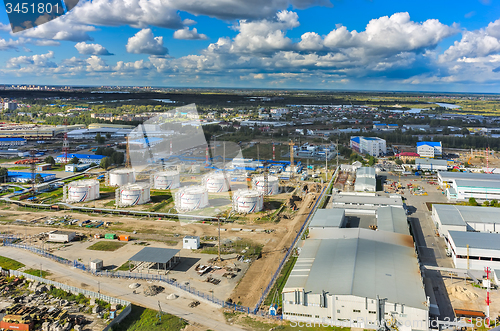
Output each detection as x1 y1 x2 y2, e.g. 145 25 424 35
434 102 461 109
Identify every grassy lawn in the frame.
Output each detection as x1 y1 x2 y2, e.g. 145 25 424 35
264 256 297 306
116 261 135 271
0 256 25 270
110 305 187 331
87 241 126 251
8 166 30 170
100 185 116 192
50 164 66 171
23 268 52 278
104 200 116 207
224 313 349 331
62 175 85 184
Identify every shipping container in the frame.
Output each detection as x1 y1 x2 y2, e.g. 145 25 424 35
118 235 130 241
105 233 116 239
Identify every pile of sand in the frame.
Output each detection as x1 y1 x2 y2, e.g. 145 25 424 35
448 285 479 301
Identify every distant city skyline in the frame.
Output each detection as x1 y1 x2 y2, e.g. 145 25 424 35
0 0 499 92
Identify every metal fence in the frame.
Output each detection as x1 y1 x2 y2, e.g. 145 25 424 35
251 166 338 314
9 269 131 306
0 172 349 321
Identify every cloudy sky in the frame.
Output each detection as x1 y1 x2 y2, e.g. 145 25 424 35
0 0 499 92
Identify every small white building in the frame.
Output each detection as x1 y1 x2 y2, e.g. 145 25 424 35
48 230 76 243
90 259 103 271
417 142 442 158
183 236 200 250
354 167 377 192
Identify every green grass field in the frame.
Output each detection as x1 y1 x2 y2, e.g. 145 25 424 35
23 268 52 278
0 256 25 270
116 261 135 271
87 241 126 251
110 305 187 331
264 256 297 306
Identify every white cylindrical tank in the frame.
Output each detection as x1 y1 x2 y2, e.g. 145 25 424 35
233 190 263 213
177 164 185 173
109 169 135 186
204 173 230 193
67 179 100 203
252 175 280 195
175 185 209 211
153 171 180 190
120 183 150 206
191 164 201 174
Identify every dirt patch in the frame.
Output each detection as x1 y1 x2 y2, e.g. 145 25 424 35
228 192 318 307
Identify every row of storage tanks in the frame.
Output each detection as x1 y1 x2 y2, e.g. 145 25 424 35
66 169 281 213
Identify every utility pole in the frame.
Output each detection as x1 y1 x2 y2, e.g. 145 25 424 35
336 139 339 169
325 148 328 181
485 267 491 321
217 217 221 261
289 140 295 179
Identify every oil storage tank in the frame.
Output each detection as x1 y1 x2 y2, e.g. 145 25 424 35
119 183 150 206
252 175 280 195
66 179 100 203
204 172 230 193
108 168 135 186
175 185 209 211
233 190 263 213
153 171 180 190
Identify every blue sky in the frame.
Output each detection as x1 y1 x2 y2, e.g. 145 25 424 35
0 0 499 92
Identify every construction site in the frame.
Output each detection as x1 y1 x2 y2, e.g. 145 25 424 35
0 117 331 318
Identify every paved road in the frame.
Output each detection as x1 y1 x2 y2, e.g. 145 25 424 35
381 172 455 319
0 246 245 331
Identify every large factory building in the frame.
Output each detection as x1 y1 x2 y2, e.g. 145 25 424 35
282 228 428 330
437 172 500 201
432 204 500 271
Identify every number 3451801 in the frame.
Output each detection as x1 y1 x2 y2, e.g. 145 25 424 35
5 2 61 14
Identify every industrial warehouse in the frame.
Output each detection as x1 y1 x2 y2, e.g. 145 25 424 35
281 177 428 330
432 204 500 271
437 172 500 201
282 219 428 329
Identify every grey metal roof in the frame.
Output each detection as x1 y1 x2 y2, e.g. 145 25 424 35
439 172 500 182
309 209 345 228
415 158 448 166
184 235 199 239
128 247 180 263
356 167 376 178
433 204 500 225
376 206 409 235
330 194 403 206
449 231 500 251
283 228 426 310
354 176 376 191
454 179 500 190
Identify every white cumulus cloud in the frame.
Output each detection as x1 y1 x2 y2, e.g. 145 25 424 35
440 19 500 62
174 27 208 40
126 29 168 55
75 42 113 55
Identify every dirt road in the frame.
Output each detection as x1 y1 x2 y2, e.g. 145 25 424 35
228 193 317 307
0 246 245 331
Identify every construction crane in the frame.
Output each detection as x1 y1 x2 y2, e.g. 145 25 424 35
289 140 295 179
62 118 69 164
